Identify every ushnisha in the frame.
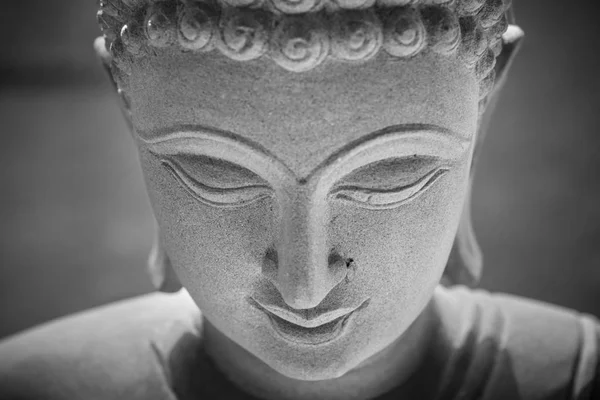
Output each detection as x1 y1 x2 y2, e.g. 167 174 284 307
98 0 511 99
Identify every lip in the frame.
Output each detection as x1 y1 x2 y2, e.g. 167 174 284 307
249 297 370 345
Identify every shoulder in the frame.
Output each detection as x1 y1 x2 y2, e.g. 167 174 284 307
0 291 201 400
433 286 600 400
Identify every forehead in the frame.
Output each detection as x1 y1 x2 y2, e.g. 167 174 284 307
128 51 479 178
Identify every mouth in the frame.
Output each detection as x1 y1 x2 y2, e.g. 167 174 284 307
249 297 370 346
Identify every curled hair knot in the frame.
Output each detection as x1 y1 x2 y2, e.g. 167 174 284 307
216 8 270 61
145 2 178 47
270 15 330 71
331 10 383 61
382 7 426 58
270 0 324 14
421 6 461 55
178 2 217 51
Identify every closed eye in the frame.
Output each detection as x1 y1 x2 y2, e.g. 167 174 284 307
330 168 449 210
162 158 273 208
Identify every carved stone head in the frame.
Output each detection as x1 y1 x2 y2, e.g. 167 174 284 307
96 0 522 381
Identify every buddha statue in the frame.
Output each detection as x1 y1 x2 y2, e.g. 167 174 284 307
0 0 598 399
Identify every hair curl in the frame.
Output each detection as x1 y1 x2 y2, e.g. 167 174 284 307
98 0 511 99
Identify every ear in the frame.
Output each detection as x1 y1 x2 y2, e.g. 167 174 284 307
96 38 176 291
94 36 133 131
442 181 483 287
95 37 118 92
443 25 526 287
148 226 183 293
493 25 525 95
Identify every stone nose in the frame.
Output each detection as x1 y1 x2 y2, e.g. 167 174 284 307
262 192 347 310
262 248 348 310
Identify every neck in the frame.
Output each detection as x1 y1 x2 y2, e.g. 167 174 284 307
203 299 439 400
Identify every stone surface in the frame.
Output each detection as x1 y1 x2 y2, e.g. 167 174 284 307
0 1 599 398
0 287 598 399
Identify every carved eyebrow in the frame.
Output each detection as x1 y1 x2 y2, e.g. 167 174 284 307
138 124 280 160
137 124 296 182
136 123 468 184
306 123 470 183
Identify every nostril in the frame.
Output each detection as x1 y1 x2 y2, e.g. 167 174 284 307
328 252 343 266
262 248 278 281
265 247 278 264
328 252 356 285
345 258 357 283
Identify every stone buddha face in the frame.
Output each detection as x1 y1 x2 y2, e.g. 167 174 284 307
97 0 520 381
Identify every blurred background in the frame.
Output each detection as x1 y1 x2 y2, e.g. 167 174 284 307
0 1 599 339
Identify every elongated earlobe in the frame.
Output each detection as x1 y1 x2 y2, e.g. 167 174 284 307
444 25 526 287
148 228 183 293
97 37 179 292
94 36 133 131
494 25 525 91
442 183 482 287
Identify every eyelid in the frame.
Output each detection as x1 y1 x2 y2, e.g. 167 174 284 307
161 159 273 208
330 168 449 210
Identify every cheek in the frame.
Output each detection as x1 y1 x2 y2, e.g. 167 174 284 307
139 150 274 306
140 142 470 330
329 161 469 299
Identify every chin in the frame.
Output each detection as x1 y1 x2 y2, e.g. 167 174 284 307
263 351 357 382
273 364 350 382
